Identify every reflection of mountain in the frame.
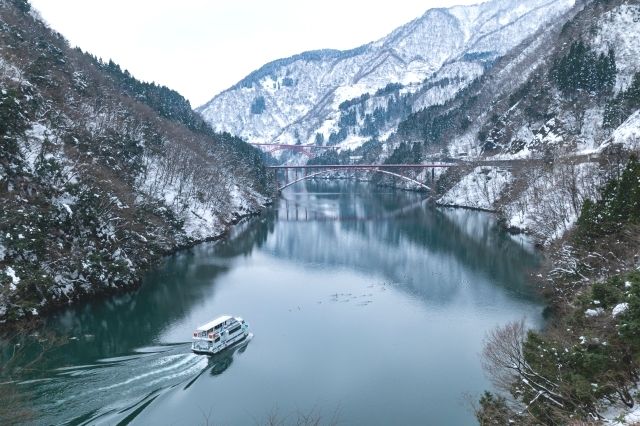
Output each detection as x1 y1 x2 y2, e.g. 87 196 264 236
23 181 537 369
271 182 539 304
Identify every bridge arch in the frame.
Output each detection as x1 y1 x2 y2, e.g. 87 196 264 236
277 169 431 192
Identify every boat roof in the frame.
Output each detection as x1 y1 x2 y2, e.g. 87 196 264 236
196 315 232 331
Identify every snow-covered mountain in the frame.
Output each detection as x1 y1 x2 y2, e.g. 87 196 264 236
0 0 269 322
198 0 575 151
382 0 640 244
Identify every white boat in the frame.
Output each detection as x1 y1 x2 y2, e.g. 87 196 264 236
191 315 251 355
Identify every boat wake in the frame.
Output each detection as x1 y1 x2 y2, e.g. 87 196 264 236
24 338 252 425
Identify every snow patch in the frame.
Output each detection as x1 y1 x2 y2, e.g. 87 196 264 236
608 110 640 150
0 56 24 83
5 267 20 291
592 4 640 92
612 303 629 317
22 123 54 172
585 308 604 317
439 167 512 210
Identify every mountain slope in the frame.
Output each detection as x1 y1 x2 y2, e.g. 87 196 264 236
356 0 636 247
0 0 269 322
197 0 575 154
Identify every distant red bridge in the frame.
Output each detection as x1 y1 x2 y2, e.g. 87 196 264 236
250 143 337 156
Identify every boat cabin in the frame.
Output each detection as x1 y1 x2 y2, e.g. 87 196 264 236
191 315 249 355
192 316 243 341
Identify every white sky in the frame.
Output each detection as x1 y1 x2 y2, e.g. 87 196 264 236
29 0 484 107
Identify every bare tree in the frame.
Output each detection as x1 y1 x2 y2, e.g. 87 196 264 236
482 320 568 415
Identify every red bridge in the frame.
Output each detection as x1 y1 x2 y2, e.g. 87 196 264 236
268 164 453 192
251 143 337 157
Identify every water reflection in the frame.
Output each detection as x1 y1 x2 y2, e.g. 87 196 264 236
274 181 539 304
0 181 543 425
30 214 274 368
208 338 250 377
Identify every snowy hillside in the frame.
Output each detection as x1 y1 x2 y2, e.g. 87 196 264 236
421 0 640 244
0 1 270 322
198 0 574 153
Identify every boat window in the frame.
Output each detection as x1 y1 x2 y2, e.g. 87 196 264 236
228 325 241 334
215 337 220 343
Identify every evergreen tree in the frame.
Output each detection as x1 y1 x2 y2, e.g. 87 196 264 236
576 155 640 245
551 42 617 95
604 72 640 128
250 96 266 114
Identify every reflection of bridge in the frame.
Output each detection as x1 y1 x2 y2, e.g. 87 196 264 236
278 195 431 222
268 164 451 192
251 143 337 157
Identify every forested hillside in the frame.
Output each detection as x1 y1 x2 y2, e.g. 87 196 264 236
0 0 270 323
344 0 637 245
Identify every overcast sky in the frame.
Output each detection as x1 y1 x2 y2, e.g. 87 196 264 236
29 0 484 107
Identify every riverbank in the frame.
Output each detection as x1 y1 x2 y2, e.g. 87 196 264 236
0 197 271 328
475 157 640 424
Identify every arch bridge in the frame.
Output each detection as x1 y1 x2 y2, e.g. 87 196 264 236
268 164 453 192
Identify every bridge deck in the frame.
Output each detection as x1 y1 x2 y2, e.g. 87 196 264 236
251 144 334 149
268 164 452 169
267 158 557 170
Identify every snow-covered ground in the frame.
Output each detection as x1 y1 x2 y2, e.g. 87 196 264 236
608 110 640 150
436 161 605 245
502 162 603 242
592 4 640 93
438 166 512 211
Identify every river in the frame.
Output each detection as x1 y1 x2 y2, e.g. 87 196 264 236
2 181 543 425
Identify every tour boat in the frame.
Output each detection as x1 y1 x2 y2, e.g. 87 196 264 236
191 315 251 355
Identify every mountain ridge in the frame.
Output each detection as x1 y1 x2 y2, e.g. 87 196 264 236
197 0 575 153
